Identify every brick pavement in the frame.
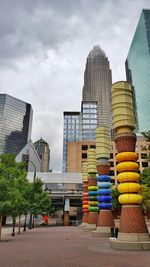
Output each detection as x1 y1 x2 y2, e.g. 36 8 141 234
0 226 150 267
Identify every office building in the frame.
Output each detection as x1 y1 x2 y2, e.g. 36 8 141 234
81 101 97 140
66 136 150 181
63 112 81 172
125 9 150 132
34 138 50 172
0 94 32 155
82 46 112 127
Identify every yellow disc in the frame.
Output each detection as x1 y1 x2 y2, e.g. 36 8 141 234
116 152 138 162
82 204 89 209
119 194 143 205
88 186 98 191
116 162 139 172
88 201 98 206
118 182 141 193
117 172 140 183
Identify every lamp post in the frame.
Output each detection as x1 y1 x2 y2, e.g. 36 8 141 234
27 160 36 229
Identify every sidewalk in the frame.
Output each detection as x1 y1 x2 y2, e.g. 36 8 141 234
0 226 150 267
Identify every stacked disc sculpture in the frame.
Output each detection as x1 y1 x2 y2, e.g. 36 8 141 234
85 148 99 231
110 81 150 250
81 162 89 227
92 126 115 237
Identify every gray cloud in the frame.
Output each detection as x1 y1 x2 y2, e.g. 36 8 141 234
0 0 150 171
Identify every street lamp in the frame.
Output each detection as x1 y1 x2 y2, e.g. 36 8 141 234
27 160 36 229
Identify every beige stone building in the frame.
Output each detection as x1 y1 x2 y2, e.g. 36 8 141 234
34 138 50 172
67 136 150 183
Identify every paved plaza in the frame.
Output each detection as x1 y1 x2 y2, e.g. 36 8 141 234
0 226 150 267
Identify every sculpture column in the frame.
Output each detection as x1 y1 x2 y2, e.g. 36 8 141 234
81 162 89 227
92 126 115 237
110 81 150 251
85 148 99 231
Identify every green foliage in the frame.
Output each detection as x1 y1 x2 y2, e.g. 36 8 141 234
0 153 51 239
141 168 150 187
31 178 51 216
111 188 121 210
140 185 150 213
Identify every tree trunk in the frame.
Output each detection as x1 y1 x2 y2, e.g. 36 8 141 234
18 214 21 234
12 217 16 236
23 214 27 231
0 214 2 241
32 214 35 228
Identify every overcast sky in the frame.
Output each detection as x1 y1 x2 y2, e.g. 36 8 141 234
0 0 149 171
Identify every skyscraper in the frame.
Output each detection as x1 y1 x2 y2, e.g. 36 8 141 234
125 9 150 132
34 138 50 172
82 46 112 127
0 94 32 155
62 46 112 172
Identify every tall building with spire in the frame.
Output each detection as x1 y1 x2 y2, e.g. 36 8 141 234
125 9 150 132
63 46 112 172
82 46 112 127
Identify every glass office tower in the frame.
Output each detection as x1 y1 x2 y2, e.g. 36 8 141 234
125 9 150 132
81 101 97 140
63 111 81 172
82 46 112 128
0 94 33 155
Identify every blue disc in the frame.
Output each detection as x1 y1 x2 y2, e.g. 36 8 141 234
97 182 111 188
97 189 111 195
98 203 112 209
88 190 97 196
97 175 111 182
97 196 112 202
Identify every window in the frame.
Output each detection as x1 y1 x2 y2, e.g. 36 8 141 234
142 162 148 167
82 153 87 159
82 145 88 150
90 145 95 148
141 153 147 159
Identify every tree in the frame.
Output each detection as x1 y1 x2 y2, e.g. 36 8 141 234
29 178 51 228
0 154 27 240
140 185 150 217
111 188 121 218
141 168 150 187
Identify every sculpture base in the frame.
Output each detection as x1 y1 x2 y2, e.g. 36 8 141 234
92 226 113 237
97 210 115 227
119 205 148 233
110 237 150 251
82 213 89 224
83 223 96 231
80 222 88 228
88 212 98 224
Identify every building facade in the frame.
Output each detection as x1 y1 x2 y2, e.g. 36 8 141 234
125 9 150 132
66 136 150 182
34 138 50 172
82 46 112 128
0 94 32 155
81 101 97 140
63 112 81 172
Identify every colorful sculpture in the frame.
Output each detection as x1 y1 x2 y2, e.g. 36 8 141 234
110 81 150 250
92 126 115 237
81 162 89 227
84 148 98 231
